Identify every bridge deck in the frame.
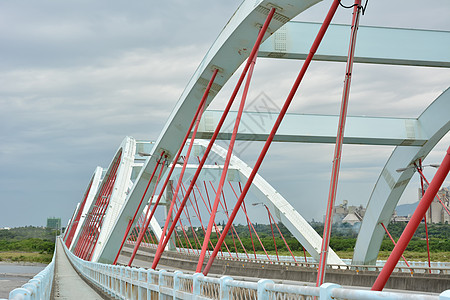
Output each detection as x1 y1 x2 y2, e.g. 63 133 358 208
53 239 109 299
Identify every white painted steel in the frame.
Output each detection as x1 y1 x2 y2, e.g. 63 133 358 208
259 22 450 68
194 139 345 265
353 88 450 265
59 238 448 300
69 166 103 251
8 247 55 300
99 0 324 264
197 110 428 146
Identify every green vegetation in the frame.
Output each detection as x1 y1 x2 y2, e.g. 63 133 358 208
172 222 450 261
0 226 56 263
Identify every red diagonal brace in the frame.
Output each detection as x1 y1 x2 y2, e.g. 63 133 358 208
372 146 450 291
203 0 342 276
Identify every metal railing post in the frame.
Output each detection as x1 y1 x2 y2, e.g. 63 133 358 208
219 276 233 300
193 272 204 298
319 283 341 300
173 270 182 299
440 290 450 300
257 279 274 300
158 269 166 300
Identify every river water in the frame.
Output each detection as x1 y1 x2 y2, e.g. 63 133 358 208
0 262 46 299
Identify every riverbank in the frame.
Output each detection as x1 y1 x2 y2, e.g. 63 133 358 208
0 261 47 298
0 251 53 264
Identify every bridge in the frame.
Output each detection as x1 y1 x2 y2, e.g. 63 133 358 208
6 0 450 299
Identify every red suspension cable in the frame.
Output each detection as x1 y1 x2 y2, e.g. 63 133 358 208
317 0 361 286
372 146 450 291
151 8 276 270
113 153 164 265
128 69 218 266
203 0 341 276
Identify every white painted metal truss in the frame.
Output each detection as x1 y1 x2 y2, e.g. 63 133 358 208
259 21 450 68
73 0 449 270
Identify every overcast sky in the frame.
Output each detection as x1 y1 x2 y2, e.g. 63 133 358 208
0 0 449 228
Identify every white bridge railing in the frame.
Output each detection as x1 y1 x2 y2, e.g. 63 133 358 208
63 241 450 300
7 249 55 300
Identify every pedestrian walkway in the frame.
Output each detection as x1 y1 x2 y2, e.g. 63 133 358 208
52 240 107 299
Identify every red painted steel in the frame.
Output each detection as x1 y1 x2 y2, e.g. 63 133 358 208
266 206 279 261
63 207 77 242
418 161 432 273
416 168 450 216
76 152 121 260
64 180 92 247
74 159 115 257
151 8 276 270
372 146 450 291
128 70 219 266
196 48 259 271
112 153 165 265
380 222 412 271
316 0 361 286
202 0 341 275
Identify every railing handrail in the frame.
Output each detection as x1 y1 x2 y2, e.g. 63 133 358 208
6 240 56 300
64 238 449 299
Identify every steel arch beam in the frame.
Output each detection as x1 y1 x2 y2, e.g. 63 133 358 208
96 0 323 264
259 22 450 68
197 111 428 146
352 87 450 265
69 166 104 252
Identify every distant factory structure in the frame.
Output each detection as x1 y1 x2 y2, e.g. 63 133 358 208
421 185 450 224
329 185 449 226
332 200 366 226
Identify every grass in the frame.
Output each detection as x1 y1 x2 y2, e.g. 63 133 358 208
0 251 53 264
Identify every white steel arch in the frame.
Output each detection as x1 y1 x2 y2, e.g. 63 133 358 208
69 166 104 252
139 140 344 265
352 88 450 265
96 0 323 264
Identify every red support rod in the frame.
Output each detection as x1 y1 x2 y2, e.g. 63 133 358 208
76 154 121 259
181 182 217 256
196 44 259 272
202 0 341 276
372 146 450 291
128 68 219 266
77 157 120 258
266 206 279 261
417 161 431 273
113 153 164 265
192 182 230 258
416 168 450 216
85 156 122 260
85 167 120 260
65 181 92 248
154 101 205 256
63 207 77 242
267 210 298 263
74 176 109 256
380 223 412 270
151 8 276 271
316 0 361 286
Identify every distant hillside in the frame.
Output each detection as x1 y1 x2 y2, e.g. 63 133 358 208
396 201 419 216
0 226 56 241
